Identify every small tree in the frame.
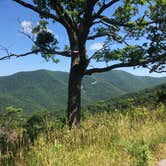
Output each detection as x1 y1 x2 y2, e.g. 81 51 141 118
1 0 166 128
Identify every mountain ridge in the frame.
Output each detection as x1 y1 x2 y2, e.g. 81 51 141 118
0 69 165 112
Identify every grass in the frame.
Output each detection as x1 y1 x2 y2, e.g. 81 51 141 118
13 104 166 166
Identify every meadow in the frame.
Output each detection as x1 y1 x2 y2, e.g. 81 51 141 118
1 104 165 166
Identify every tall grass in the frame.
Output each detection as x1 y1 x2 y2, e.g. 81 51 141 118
14 105 166 166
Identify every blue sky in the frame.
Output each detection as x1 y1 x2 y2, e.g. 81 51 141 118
0 0 165 77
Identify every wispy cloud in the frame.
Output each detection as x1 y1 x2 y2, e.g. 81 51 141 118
89 42 103 51
20 20 58 41
21 20 33 34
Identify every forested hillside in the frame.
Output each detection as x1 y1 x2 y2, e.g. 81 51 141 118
85 83 166 113
0 70 166 112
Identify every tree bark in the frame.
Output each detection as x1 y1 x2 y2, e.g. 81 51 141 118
67 62 83 129
67 29 88 129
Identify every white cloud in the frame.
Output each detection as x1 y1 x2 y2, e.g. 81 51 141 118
21 20 33 34
47 28 53 34
89 42 104 51
20 20 59 42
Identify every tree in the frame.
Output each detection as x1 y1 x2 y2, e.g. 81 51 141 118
0 0 166 128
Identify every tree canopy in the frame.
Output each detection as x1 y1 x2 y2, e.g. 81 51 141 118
1 0 165 73
0 0 166 127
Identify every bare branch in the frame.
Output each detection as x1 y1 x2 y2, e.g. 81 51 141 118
146 66 166 73
0 45 76 60
87 33 110 40
85 63 138 75
45 50 76 57
96 15 166 27
88 43 108 61
87 32 129 45
17 18 35 43
49 0 75 29
85 55 166 75
13 0 61 23
19 30 35 43
0 49 39 60
96 0 120 17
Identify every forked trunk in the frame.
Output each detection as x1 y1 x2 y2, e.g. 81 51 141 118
67 67 82 129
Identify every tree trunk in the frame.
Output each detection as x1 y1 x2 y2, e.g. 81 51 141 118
67 64 83 129
66 32 88 129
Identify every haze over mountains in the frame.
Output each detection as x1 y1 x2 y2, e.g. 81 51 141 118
0 70 166 112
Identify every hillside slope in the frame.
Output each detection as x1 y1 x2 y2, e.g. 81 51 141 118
0 70 165 112
85 83 166 113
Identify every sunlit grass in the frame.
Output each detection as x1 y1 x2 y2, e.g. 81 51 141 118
15 105 166 166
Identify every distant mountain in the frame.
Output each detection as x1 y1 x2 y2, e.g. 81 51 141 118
0 70 165 112
85 83 166 113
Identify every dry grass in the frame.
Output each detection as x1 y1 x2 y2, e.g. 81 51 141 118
13 105 166 166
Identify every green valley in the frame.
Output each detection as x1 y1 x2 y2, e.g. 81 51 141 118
0 70 166 112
